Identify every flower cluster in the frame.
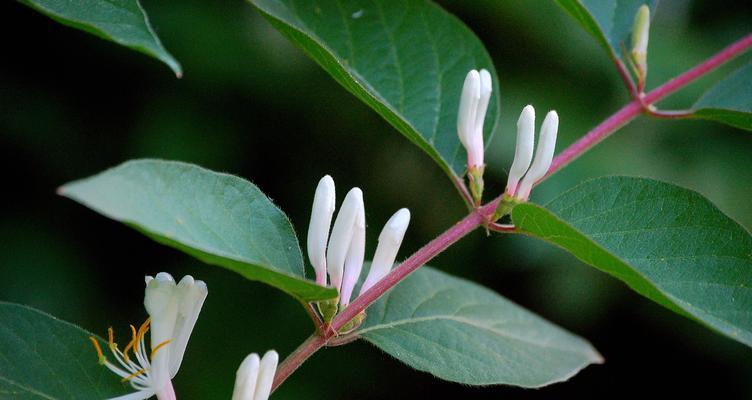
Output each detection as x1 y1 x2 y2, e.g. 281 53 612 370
307 175 411 308
456 70 559 206
456 69 492 204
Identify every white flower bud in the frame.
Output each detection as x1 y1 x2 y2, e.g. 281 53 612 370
339 204 366 307
457 70 480 149
232 350 279 400
457 69 492 169
517 111 559 200
326 188 364 291
307 175 336 286
360 208 411 295
506 105 536 196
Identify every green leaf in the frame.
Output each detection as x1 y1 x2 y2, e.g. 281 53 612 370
247 0 500 180
20 0 182 76
0 302 130 399
59 159 337 302
554 0 657 63
513 176 752 347
692 61 752 131
356 266 602 387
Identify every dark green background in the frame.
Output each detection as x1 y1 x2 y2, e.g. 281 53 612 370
1 1 751 398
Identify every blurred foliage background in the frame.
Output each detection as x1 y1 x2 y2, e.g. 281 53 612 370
1 0 751 398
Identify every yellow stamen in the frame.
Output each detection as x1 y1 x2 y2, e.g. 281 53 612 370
89 336 105 364
151 339 172 358
122 324 138 361
121 368 146 382
135 318 150 352
107 327 114 347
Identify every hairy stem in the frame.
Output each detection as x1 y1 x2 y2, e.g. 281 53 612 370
272 33 752 392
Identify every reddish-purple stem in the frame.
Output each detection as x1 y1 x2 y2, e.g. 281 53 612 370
272 33 752 392
545 33 752 179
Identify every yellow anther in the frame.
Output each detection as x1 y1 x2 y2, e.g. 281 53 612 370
123 325 139 360
107 327 115 347
150 339 172 358
135 318 150 352
89 336 105 364
121 368 146 383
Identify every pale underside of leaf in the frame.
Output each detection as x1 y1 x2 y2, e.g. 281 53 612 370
356 266 602 387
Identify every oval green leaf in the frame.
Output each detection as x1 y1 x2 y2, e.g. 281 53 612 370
513 176 752 347
692 61 752 131
20 0 182 76
0 302 130 399
247 0 500 180
554 0 658 64
59 159 336 302
356 266 602 387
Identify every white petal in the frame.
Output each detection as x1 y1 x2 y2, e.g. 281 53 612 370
326 188 363 291
473 69 493 140
506 105 536 195
144 273 178 388
457 70 480 147
106 390 156 400
339 203 366 307
254 351 279 400
168 276 208 378
517 110 559 199
306 175 336 286
360 208 411 294
232 353 260 400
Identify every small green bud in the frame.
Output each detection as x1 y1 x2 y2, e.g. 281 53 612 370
338 311 367 334
317 297 339 323
468 165 485 207
492 193 523 222
631 5 650 85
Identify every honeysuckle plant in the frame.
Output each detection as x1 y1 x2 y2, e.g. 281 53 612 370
2 1 752 399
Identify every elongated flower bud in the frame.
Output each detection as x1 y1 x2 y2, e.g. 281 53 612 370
457 70 481 153
517 111 558 200
631 5 650 83
339 203 365 308
307 175 336 286
326 188 364 291
506 105 536 196
232 350 279 400
360 208 411 295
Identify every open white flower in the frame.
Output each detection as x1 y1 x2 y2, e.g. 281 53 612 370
90 273 207 400
231 350 279 400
